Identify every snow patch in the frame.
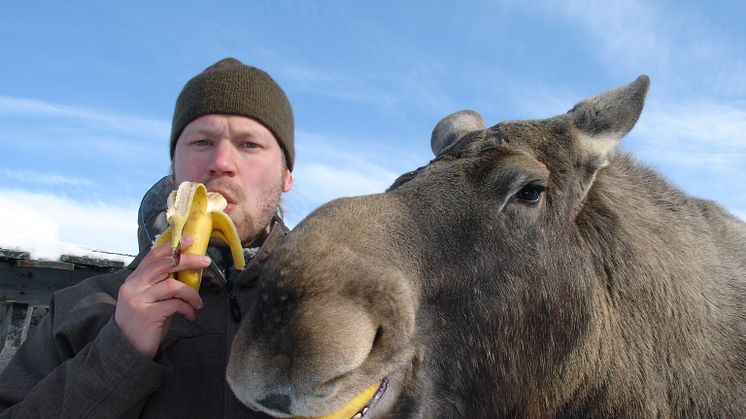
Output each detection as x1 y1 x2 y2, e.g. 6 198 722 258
0 195 134 264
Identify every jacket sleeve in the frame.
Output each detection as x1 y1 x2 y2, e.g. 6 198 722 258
0 276 169 418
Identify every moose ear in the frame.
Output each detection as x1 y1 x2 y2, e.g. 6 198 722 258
431 110 485 156
568 75 650 168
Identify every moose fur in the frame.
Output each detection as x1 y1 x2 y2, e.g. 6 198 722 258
227 76 746 418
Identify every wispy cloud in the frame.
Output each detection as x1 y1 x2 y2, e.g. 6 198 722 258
280 63 454 115
0 95 169 139
0 95 170 206
550 0 669 71
240 41 455 117
535 0 746 97
0 168 95 188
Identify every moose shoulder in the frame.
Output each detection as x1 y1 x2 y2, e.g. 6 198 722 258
227 76 746 418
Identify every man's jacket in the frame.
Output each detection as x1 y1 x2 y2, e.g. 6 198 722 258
0 177 288 418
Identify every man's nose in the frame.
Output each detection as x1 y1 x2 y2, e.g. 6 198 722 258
207 140 237 176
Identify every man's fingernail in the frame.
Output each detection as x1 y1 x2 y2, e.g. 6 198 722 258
201 256 211 264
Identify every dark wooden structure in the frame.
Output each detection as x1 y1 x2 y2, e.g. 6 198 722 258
0 248 132 373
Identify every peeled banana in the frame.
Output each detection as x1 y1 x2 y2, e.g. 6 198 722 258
154 181 246 289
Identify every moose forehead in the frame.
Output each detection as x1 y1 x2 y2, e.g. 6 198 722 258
392 121 556 191
448 120 564 155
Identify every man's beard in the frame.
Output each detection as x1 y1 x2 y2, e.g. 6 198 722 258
230 179 284 246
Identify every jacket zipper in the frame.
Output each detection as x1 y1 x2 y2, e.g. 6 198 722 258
225 276 242 322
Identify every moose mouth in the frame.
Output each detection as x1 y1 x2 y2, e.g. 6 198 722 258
301 378 389 419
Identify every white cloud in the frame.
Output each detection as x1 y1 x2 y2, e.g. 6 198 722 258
617 96 746 220
284 162 392 227
648 99 746 143
0 189 139 257
282 130 419 225
631 98 746 167
293 162 393 201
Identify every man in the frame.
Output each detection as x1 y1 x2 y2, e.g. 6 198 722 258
0 58 294 418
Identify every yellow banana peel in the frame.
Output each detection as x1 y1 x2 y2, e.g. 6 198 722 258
298 381 380 419
154 181 246 289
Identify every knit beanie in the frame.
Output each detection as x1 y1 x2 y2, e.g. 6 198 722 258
170 57 295 171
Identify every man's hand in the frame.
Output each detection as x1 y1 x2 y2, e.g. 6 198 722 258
115 236 211 359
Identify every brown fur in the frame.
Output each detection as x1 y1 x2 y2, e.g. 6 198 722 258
227 76 746 418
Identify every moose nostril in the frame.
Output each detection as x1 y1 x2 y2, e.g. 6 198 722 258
373 327 383 347
256 393 292 415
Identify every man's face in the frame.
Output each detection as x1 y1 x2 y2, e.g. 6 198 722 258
173 114 292 244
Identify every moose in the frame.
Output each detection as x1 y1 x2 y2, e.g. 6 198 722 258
226 76 746 418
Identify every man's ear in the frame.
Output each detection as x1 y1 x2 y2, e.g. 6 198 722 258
283 169 293 192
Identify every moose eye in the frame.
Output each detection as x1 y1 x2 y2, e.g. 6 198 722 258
515 184 546 203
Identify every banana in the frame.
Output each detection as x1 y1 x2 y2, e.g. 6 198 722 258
154 181 246 289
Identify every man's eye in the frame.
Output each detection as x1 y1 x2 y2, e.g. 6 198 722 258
193 139 212 146
242 142 260 149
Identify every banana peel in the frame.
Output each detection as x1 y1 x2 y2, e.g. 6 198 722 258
154 181 245 289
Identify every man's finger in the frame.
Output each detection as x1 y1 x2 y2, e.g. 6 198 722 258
145 278 204 310
166 252 212 275
150 297 198 322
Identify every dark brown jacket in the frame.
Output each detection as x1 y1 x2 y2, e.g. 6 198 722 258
0 177 287 418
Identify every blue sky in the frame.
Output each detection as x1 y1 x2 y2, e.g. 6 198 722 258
1 0 745 256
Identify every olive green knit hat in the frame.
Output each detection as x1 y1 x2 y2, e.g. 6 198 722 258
170 57 295 171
